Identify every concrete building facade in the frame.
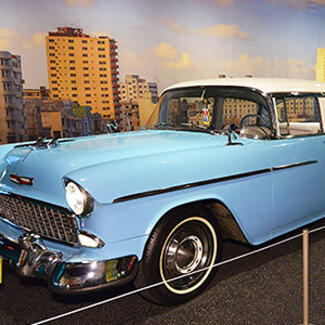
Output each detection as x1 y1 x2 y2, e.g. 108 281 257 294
0 51 26 144
46 27 120 120
119 75 158 102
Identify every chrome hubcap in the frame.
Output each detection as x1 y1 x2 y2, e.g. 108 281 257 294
174 235 203 274
160 218 217 292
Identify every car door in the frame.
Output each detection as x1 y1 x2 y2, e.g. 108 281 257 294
270 95 325 236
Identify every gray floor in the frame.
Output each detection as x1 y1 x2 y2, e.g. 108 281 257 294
0 219 324 325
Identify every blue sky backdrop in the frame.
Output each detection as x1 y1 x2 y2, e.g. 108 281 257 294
0 0 324 91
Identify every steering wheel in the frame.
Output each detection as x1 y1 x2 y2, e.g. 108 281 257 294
239 114 271 130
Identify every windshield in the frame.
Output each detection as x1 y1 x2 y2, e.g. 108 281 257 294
157 88 215 131
152 86 273 139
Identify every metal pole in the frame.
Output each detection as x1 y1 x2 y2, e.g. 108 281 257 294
303 229 309 325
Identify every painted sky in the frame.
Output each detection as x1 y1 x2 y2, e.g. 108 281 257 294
0 0 324 91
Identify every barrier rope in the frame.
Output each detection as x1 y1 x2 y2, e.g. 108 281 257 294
30 225 325 325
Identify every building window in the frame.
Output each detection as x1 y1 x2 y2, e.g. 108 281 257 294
83 60 88 64
72 87 77 90
84 80 90 84
82 47 88 50
69 53 74 57
83 73 89 77
99 61 106 64
49 39 54 43
82 54 88 57
82 40 88 44
53 94 59 98
83 67 89 70
52 87 58 90
69 60 75 64
86 100 92 104
71 80 76 84
68 46 74 50
70 67 75 70
50 60 56 64
85 87 91 90
72 94 77 97
68 39 74 43
70 73 76 77
49 53 55 57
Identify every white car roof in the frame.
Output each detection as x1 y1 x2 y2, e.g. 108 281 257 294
164 78 325 94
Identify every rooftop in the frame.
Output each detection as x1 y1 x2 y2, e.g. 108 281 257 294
164 78 325 94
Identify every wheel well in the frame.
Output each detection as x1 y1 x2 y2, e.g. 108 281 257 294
160 199 248 244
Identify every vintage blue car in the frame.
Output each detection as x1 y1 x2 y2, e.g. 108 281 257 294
0 78 324 305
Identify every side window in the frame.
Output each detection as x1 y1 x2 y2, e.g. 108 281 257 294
275 96 321 136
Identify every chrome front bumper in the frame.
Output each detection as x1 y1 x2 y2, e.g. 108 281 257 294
0 232 138 294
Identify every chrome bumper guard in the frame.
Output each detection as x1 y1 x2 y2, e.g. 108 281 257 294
0 232 138 294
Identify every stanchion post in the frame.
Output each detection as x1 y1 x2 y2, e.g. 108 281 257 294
302 229 309 325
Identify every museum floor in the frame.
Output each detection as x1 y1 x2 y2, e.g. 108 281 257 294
1 219 324 325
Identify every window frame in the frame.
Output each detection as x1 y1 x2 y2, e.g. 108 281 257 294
271 92 325 139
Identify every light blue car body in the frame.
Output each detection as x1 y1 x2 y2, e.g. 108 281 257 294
1 78 325 294
0 128 324 264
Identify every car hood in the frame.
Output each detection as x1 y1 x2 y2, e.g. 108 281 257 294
0 130 255 206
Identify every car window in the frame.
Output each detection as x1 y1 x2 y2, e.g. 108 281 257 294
274 96 321 136
222 97 272 138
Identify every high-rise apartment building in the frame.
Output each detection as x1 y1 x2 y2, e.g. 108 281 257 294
316 48 325 82
0 51 26 144
46 27 120 119
119 75 158 102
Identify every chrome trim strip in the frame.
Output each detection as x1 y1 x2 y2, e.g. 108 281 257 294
272 160 318 171
113 160 318 203
113 168 271 203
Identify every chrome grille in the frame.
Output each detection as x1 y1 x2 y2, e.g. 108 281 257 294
0 194 79 246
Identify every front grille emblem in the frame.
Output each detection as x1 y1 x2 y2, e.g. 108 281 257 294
10 174 34 186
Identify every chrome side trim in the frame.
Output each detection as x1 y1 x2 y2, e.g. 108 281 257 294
113 160 318 203
272 160 318 171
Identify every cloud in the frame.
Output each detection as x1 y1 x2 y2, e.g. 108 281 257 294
120 51 144 68
199 24 250 39
159 17 250 40
213 0 235 5
154 42 178 59
0 29 16 49
22 32 47 50
269 0 325 8
63 0 94 7
158 17 188 34
221 54 315 79
165 53 192 70
152 42 194 70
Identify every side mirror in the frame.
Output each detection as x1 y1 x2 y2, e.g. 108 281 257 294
107 119 118 134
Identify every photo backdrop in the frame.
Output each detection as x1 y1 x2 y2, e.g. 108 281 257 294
0 0 324 92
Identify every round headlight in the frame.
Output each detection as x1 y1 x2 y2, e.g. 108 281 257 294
65 181 94 216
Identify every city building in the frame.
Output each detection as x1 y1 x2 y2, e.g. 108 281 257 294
120 101 140 131
119 75 158 102
24 86 50 100
24 97 42 140
138 91 158 128
46 27 120 121
316 48 325 82
0 51 26 144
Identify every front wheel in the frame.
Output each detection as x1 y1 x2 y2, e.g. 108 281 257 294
139 207 222 305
